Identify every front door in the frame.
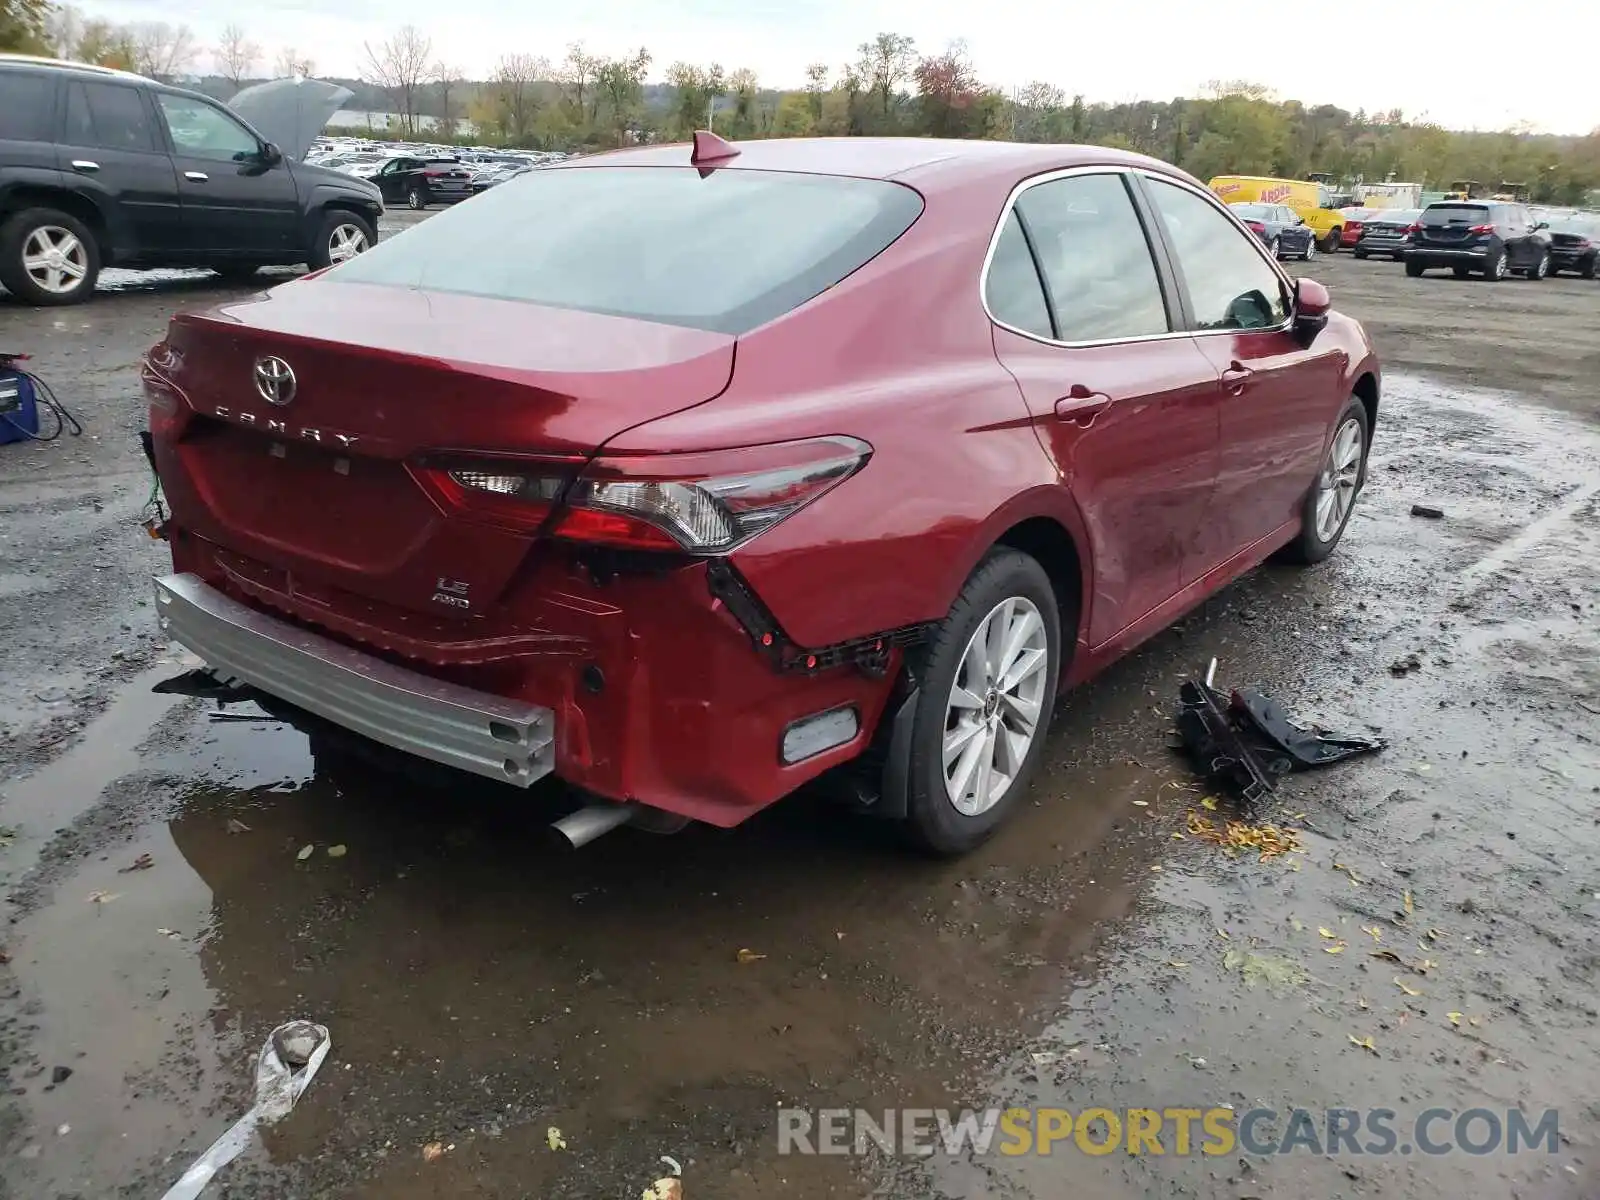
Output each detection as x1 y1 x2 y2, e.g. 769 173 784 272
151 92 299 258
375 158 419 205
984 171 1222 648
58 78 182 256
1140 176 1341 574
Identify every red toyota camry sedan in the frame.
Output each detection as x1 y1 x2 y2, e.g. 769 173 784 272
142 135 1379 855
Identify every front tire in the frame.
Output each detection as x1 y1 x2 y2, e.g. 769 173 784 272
1320 228 1342 253
307 210 376 270
1269 236 1281 258
1524 251 1549 280
1580 255 1597 280
901 549 1062 856
1485 250 1508 281
406 186 427 210
0 207 101 306
1282 396 1368 565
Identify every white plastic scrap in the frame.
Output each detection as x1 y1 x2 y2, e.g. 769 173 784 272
161 1020 331 1200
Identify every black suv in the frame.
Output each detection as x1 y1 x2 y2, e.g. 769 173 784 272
1404 201 1552 281
373 156 475 210
0 55 383 305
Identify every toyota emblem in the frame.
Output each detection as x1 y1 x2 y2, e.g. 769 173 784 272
253 356 297 406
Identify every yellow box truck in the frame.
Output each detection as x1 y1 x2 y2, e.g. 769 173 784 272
1208 175 1346 251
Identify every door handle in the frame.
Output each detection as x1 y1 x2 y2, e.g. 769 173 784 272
70 159 99 172
185 171 209 182
1222 361 1254 395
1053 385 1112 428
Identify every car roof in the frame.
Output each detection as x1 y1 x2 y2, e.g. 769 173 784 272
0 52 149 85
561 137 1187 192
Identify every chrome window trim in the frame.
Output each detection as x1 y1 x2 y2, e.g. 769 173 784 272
979 162 1295 350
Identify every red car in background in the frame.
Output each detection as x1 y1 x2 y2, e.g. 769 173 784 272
1339 207 1381 248
143 135 1380 855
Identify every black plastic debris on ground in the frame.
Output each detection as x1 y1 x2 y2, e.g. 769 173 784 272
1176 677 1386 809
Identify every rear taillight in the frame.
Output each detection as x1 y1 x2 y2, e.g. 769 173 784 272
1468 224 1495 234
422 436 871 553
1244 221 1266 234
1405 223 1423 234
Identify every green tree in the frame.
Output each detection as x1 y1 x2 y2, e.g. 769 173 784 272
0 0 52 53
664 61 724 139
595 48 651 146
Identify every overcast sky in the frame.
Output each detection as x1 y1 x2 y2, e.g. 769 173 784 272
77 0 1600 134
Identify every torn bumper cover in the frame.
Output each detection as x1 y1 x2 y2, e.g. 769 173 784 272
1177 679 1386 805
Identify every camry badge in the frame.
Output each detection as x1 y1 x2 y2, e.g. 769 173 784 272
253 356 296 406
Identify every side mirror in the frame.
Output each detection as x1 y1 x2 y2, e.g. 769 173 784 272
259 142 283 166
1292 278 1330 347
1533 220 1549 231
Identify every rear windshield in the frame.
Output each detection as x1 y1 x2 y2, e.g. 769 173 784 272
331 165 925 335
1424 204 1490 223
1548 216 1598 235
1229 203 1270 219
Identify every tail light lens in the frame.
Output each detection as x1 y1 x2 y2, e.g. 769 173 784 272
423 436 872 553
1468 224 1495 234
1405 223 1423 234
1244 221 1266 234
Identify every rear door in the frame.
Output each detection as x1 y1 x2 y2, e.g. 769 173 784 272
375 157 418 204
150 91 299 257
58 78 182 255
0 68 62 184
1140 174 1340 573
986 170 1222 646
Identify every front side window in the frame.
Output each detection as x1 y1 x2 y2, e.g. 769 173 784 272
156 93 260 162
1147 178 1289 332
1011 173 1169 343
331 166 924 336
64 82 158 153
984 211 1052 338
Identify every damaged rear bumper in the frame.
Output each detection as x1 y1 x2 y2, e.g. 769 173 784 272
154 573 556 786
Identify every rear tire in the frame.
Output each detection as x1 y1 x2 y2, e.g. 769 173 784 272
1405 259 1425 277
0 206 101 306
1320 228 1342 252
1581 256 1597 280
901 549 1062 857
406 186 427 210
1301 238 1315 262
1269 236 1281 258
1353 249 1368 260
1282 395 1368 565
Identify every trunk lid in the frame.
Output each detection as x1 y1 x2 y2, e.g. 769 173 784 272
159 279 733 625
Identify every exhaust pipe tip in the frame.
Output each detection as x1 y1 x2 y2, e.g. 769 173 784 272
550 801 636 850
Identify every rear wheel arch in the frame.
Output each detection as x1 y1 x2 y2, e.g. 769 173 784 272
992 516 1085 659
0 186 109 256
1351 371 1379 440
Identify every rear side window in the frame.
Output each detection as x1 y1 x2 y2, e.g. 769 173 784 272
1147 178 1289 331
332 166 924 336
64 82 159 153
0 72 55 142
984 211 1052 338
1012 173 1169 342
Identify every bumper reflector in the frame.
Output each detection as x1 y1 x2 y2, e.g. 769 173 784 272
781 706 859 765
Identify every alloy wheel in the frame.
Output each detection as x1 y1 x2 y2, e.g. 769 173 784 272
1535 252 1549 279
1494 252 1508 279
327 224 370 263
942 595 1050 817
1305 237 1316 260
21 225 89 296
1315 416 1363 542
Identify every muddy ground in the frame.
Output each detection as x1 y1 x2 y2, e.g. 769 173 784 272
1 240 1597 1200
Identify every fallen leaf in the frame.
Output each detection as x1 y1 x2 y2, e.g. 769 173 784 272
1419 959 1438 972
835 931 846 940
1424 927 1446 941
547 1126 566 1151
1131 799 1149 807
1404 889 1414 914
1216 928 1230 940
1362 925 1384 942
1170 832 1185 840
156 928 182 940
86 891 121 905
1395 977 1423 997
326 844 347 858
118 853 155 873
1319 927 1337 939
735 948 766 963
1289 917 1305 932
1168 960 1189 969
296 844 314 861
1446 1011 1463 1027
1186 813 1304 860
1332 860 1366 885
1348 1034 1377 1054
643 1181 683 1200
1149 864 1163 872
1325 943 1347 955
422 1142 447 1162
225 819 252 834
1200 796 1218 811
1357 995 1369 1010
1288 858 1302 871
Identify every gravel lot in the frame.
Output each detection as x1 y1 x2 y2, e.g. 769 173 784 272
1 230 1597 1200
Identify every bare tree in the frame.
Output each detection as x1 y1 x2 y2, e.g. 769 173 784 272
273 47 316 77
804 62 829 122
362 25 432 137
558 41 601 122
431 61 462 138
216 22 260 90
487 52 547 145
45 3 84 57
129 21 197 81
